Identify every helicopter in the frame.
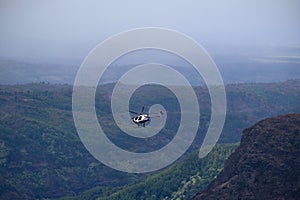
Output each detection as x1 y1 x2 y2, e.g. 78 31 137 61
129 106 164 127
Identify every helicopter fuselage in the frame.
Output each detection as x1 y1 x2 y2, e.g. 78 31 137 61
132 114 150 125
130 106 163 127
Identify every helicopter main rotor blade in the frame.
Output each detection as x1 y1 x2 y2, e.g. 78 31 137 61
129 110 139 115
140 106 145 114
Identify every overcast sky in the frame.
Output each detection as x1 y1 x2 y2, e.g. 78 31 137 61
0 0 299 63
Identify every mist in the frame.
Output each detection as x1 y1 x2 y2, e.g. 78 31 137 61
1 0 299 64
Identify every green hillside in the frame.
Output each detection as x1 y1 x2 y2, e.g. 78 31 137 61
0 80 299 199
61 144 238 200
0 84 139 199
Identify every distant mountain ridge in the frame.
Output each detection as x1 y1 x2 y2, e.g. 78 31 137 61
193 114 300 200
1 56 300 85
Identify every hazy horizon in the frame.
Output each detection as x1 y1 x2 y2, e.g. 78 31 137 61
1 0 300 64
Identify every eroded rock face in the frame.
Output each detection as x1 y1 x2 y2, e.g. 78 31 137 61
193 114 300 200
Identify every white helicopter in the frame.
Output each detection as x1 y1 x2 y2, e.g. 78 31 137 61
129 106 164 127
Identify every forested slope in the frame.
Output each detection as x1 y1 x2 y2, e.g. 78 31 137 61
0 80 299 199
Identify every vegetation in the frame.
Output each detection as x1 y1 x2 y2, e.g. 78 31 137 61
0 80 299 199
0 84 139 199
60 144 238 200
